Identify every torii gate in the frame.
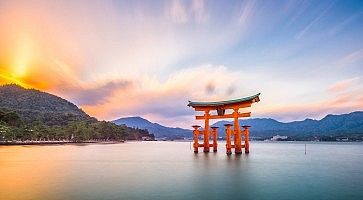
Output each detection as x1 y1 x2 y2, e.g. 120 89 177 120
187 93 260 154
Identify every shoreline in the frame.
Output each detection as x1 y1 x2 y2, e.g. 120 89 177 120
1 140 362 146
0 140 126 146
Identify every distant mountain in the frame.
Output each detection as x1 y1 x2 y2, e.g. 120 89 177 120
114 112 363 139
113 117 192 138
0 84 96 126
212 111 363 137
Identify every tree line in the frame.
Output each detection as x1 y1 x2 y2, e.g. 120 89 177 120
0 109 151 142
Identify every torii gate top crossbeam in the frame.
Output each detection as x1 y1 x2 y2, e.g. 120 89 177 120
187 93 260 111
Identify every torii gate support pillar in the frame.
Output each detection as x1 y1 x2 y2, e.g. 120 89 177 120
192 125 201 153
242 125 251 154
203 110 210 153
211 127 218 152
225 124 233 155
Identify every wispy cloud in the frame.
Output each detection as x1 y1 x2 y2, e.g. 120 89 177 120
339 48 363 66
81 64 243 122
259 93 363 122
191 0 209 23
329 12 362 36
72 80 133 106
295 1 335 39
328 77 360 93
168 0 188 24
205 81 216 95
238 0 257 28
167 0 209 24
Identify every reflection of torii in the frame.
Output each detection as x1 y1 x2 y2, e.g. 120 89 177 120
187 93 260 155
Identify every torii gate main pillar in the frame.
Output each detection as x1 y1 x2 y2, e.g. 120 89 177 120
203 110 210 152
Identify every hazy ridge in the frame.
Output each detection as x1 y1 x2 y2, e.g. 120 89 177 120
115 112 363 139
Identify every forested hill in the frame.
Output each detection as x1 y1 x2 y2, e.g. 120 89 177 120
0 84 154 142
0 84 95 125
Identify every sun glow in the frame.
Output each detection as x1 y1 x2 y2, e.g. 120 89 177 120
0 35 35 88
0 71 28 88
12 36 33 78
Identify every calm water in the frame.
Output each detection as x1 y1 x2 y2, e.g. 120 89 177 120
1 141 363 200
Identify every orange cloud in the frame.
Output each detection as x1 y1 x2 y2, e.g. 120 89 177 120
256 93 363 122
328 77 360 93
79 65 244 124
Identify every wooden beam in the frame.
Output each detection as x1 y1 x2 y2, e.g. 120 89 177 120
196 112 251 120
193 107 214 111
223 102 252 110
192 102 252 111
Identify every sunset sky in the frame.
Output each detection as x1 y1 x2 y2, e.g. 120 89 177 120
0 0 362 128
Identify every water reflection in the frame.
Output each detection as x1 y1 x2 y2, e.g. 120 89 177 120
0 142 362 200
0 145 71 200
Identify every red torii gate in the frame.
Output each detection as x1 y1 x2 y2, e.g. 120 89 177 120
188 93 260 154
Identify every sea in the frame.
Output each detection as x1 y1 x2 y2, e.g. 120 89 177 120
0 141 362 200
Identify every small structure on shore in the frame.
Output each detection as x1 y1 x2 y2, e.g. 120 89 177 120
271 135 288 141
188 93 260 154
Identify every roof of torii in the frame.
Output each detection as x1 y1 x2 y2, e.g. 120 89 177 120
187 93 260 108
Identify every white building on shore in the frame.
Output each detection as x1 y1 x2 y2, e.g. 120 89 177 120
271 135 288 141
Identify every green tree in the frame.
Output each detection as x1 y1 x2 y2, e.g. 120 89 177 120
67 121 94 142
0 122 10 141
0 110 22 127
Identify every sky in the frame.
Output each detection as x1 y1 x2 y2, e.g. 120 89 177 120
0 0 362 128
